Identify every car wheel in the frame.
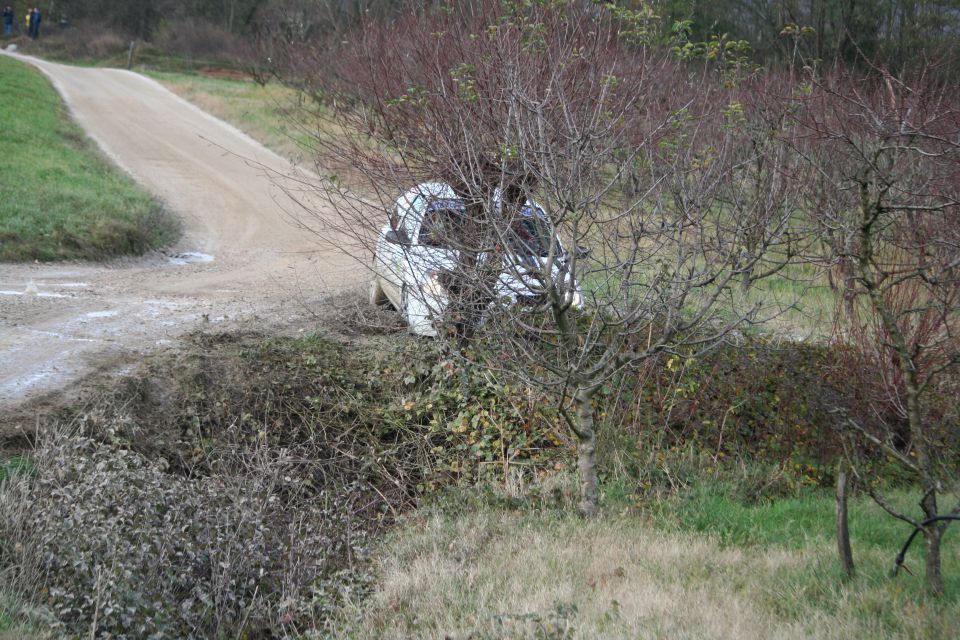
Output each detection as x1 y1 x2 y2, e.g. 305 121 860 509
369 277 389 306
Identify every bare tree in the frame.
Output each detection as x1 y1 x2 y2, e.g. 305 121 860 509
291 1 803 516
798 63 960 594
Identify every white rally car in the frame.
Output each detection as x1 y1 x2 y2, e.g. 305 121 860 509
369 182 583 336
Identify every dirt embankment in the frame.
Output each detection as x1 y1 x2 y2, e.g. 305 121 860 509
0 53 361 429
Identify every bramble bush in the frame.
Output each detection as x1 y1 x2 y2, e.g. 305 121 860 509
0 431 369 638
597 335 928 496
177 332 568 493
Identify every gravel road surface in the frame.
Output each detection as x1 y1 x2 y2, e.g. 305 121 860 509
0 53 359 408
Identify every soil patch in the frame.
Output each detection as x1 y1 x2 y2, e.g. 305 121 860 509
0 291 406 458
198 66 254 81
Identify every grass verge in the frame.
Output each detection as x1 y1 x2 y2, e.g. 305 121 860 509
0 599 48 640
144 70 313 162
0 55 179 261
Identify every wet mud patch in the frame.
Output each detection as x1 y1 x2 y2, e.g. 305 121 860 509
166 251 215 265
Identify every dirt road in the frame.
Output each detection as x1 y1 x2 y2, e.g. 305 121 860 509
0 54 359 409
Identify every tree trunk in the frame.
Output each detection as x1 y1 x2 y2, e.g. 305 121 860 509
573 387 598 518
923 526 944 595
857 185 946 594
740 266 752 296
906 373 944 595
921 489 945 595
835 463 855 578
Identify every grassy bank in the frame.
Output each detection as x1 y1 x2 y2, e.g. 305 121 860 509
0 316 960 639
0 55 179 261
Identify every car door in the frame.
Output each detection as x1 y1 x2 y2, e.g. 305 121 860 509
377 195 421 307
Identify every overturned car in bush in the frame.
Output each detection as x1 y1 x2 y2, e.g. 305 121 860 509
369 182 584 336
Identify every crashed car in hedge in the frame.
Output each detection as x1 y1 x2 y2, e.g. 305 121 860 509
369 182 583 336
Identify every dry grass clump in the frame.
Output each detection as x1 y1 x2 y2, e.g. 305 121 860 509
0 429 370 638
333 505 802 639
329 491 958 640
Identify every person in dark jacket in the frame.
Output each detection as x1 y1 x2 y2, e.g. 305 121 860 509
28 6 40 39
2 6 13 36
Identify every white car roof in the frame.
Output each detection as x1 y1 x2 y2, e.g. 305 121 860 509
396 182 460 213
393 182 548 234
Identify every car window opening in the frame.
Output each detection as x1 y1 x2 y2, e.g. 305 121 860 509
418 199 468 248
507 207 557 258
419 200 557 258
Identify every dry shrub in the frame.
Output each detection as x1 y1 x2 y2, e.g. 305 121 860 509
165 330 565 494
0 430 370 638
82 27 129 59
21 22 129 60
154 20 249 62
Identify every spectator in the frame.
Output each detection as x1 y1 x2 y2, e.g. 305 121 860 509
28 6 39 39
2 6 13 37
23 8 28 34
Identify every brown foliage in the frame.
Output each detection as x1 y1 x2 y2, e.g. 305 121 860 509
154 19 250 60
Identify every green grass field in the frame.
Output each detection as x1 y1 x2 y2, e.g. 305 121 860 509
0 55 179 262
